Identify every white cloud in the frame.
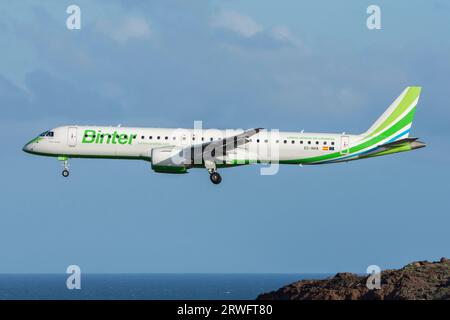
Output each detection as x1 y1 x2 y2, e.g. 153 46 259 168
211 10 262 37
270 25 302 47
96 17 152 43
211 11 304 51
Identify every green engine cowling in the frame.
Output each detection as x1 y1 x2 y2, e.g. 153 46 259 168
151 147 188 174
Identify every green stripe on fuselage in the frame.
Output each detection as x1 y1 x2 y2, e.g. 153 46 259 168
282 106 416 164
359 144 412 159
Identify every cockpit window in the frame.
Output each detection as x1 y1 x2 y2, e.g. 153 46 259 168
38 130 54 137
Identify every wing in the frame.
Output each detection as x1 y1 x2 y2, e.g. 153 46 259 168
201 127 263 151
181 128 263 162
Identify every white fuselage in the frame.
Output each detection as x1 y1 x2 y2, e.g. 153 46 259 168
23 125 359 165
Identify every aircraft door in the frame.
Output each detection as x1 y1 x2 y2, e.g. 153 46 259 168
340 135 350 155
68 127 77 147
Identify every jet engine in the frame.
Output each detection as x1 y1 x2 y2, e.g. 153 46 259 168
151 147 189 174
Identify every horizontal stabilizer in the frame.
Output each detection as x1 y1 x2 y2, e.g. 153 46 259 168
358 137 426 159
379 137 418 148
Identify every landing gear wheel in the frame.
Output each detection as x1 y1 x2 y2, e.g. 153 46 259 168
62 169 70 178
210 172 222 184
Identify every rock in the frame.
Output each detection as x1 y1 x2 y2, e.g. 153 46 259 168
257 258 450 300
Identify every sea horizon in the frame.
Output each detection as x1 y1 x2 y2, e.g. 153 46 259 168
0 273 330 300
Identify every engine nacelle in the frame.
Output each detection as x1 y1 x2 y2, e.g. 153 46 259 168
151 147 188 174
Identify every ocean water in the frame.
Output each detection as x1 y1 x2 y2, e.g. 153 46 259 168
0 274 328 300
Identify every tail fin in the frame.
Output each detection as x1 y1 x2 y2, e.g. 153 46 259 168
364 87 421 141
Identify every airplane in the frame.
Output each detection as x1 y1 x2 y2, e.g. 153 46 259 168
22 87 425 184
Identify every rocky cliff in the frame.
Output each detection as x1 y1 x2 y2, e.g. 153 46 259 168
257 258 450 300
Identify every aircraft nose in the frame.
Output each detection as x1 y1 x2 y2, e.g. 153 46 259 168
22 142 33 153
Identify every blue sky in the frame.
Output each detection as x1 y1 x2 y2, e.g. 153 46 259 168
0 0 449 273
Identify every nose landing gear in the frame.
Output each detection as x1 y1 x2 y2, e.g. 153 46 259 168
58 156 70 178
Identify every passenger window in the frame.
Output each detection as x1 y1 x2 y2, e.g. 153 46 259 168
316 141 319 145
141 136 144 139
284 140 287 144
324 141 327 145
165 136 168 140
257 139 260 143
291 140 295 144
157 136 160 140
300 141 303 144
264 139 268 143
210 137 213 141
331 141 335 145
308 141 311 144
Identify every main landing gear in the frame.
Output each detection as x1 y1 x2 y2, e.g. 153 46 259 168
209 171 222 185
59 156 70 178
205 160 222 185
